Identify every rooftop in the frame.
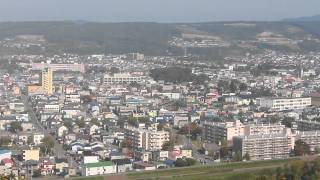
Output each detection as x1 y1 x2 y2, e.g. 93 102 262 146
82 161 114 168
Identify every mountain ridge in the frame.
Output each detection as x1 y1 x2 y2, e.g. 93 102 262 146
283 15 320 22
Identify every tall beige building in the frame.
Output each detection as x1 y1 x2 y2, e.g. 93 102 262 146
233 129 294 160
41 68 53 95
202 120 287 143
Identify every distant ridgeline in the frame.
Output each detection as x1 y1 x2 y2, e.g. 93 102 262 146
0 21 320 57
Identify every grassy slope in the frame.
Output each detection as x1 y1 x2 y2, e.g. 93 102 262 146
72 159 298 180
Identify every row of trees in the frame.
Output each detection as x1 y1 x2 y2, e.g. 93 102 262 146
175 158 197 167
217 80 248 93
0 134 55 155
240 158 320 180
63 118 100 129
127 116 149 126
150 67 208 84
40 136 55 156
178 123 201 140
233 151 250 162
0 137 11 147
294 140 311 156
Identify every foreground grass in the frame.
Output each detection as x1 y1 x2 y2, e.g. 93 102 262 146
71 158 299 180
71 176 104 180
127 158 299 180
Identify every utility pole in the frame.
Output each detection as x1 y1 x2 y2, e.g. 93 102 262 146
188 110 191 145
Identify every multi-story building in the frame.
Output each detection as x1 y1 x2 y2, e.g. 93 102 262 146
296 119 320 131
202 120 244 143
32 63 85 73
124 127 170 151
202 120 286 143
296 131 320 152
104 73 144 84
258 97 311 111
243 123 286 135
41 68 53 95
233 129 293 160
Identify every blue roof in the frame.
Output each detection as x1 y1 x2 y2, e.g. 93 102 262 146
0 149 11 154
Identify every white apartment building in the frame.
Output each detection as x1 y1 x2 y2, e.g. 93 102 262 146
259 97 311 111
104 73 144 84
233 129 294 160
9 102 25 113
202 120 288 143
65 94 81 103
43 104 60 113
124 127 170 151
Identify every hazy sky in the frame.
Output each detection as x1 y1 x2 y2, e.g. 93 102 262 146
0 0 319 22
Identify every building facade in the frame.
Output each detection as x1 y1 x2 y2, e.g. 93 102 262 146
32 63 85 73
104 73 144 84
259 97 311 111
233 129 293 160
41 68 53 95
22 149 40 161
296 120 320 131
202 120 287 143
202 120 244 143
81 161 116 176
124 127 170 151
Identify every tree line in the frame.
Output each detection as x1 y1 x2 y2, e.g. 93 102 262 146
150 67 208 84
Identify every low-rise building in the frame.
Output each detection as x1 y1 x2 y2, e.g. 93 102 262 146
81 161 116 176
112 159 132 173
23 149 40 161
32 133 45 145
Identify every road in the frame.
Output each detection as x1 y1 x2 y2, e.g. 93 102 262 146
21 95 66 159
171 129 215 165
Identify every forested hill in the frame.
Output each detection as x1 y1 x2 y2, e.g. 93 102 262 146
1 21 320 57
0 22 178 55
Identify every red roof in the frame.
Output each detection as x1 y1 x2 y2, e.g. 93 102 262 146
2 158 13 164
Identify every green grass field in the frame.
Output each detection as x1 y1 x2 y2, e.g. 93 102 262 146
71 158 300 180
126 158 299 180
